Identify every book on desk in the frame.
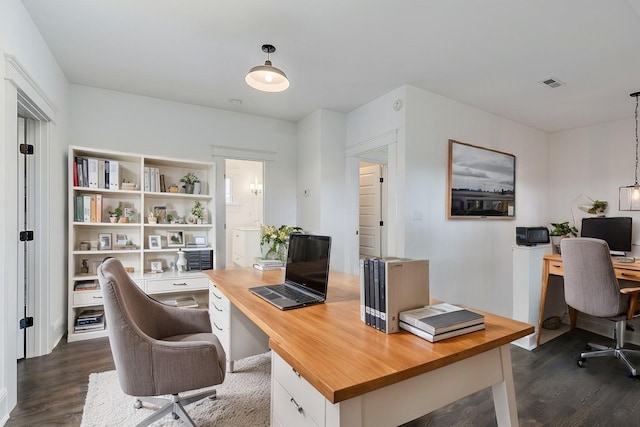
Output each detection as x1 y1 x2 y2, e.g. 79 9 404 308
399 303 485 342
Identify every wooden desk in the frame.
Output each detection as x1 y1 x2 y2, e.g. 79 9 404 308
537 254 640 346
204 268 533 427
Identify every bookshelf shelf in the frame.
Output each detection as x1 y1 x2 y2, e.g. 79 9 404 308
67 146 216 342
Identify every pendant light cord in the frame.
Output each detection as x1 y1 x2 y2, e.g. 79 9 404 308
635 93 639 185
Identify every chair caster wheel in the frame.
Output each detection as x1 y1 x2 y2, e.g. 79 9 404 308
172 412 179 420
133 399 142 409
577 358 586 368
585 345 592 351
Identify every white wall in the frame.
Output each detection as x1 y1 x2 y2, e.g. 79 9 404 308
347 85 550 317
549 118 640 252
1 0 70 422
297 109 348 272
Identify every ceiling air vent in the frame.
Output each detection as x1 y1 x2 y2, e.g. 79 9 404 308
540 78 565 89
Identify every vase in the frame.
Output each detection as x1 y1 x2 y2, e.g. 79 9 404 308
184 183 194 194
193 181 201 194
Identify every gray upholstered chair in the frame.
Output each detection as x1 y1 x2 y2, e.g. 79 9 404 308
97 257 226 426
560 238 640 376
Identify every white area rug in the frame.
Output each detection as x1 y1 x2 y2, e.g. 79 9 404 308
81 352 271 426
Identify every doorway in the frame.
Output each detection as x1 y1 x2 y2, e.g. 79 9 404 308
359 162 387 258
224 159 264 268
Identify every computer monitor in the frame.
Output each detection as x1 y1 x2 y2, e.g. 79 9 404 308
580 217 633 255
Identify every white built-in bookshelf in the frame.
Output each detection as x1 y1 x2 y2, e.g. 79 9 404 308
67 146 215 342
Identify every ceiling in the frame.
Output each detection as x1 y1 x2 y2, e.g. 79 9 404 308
20 0 640 133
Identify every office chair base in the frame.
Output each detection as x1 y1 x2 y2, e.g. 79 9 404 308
133 389 217 427
578 344 640 377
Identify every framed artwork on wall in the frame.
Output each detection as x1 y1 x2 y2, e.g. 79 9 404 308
447 139 516 219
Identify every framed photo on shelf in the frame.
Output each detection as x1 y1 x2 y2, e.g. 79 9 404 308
447 139 516 219
115 233 128 245
91 260 102 274
167 230 185 247
98 233 112 250
150 260 163 273
153 205 167 224
148 235 162 250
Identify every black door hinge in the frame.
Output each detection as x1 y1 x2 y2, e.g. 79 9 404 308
20 144 34 155
20 231 34 241
20 317 34 329
379 177 384 183
379 221 384 226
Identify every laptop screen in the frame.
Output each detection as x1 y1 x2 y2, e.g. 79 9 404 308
284 234 332 298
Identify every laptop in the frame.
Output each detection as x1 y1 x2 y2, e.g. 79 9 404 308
249 234 331 310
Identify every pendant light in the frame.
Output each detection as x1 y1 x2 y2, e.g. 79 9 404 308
245 44 290 92
619 91 640 210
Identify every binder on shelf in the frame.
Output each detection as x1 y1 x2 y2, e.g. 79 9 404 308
95 194 103 223
90 195 97 223
109 160 119 190
98 160 105 189
399 303 484 335
82 195 91 222
144 167 150 191
74 195 83 222
399 320 485 342
104 160 110 189
359 258 429 333
88 158 98 188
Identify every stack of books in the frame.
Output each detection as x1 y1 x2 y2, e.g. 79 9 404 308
73 309 105 333
161 296 198 308
399 303 485 342
253 259 285 271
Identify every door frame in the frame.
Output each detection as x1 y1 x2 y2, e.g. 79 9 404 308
345 130 404 275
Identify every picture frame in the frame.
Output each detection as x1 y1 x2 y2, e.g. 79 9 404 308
98 233 112 250
153 205 167 224
167 230 185 247
193 234 207 247
115 233 128 245
91 260 102 274
447 139 516 219
150 260 163 273
148 235 162 250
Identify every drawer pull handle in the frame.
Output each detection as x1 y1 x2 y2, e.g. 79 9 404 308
291 367 301 377
552 264 562 268
290 397 303 413
212 302 223 312
212 292 222 300
92 296 103 299
213 322 223 332
173 282 187 286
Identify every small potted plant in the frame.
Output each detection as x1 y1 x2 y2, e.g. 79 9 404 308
549 221 578 254
180 172 199 194
587 199 608 216
166 213 175 224
109 204 123 223
191 201 205 223
148 209 158 224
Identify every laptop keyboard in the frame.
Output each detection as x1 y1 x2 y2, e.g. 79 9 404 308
271 284 317 303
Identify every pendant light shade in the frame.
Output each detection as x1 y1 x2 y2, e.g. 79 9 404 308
619 91 640 210
245 44 290 92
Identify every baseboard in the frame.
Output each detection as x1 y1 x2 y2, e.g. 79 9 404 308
0 386 10 426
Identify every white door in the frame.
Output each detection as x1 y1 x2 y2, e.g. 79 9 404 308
359 163 382 257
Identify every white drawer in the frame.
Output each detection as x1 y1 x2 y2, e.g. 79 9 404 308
209 301 228 329
209 283 231 311
73 290 104 306
272 379 320 427
273 352 325 426
146 276 208 294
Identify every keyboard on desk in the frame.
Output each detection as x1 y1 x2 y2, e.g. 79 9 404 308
270 284 317 303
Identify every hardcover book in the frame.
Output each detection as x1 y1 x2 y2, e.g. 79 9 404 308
400 320 485 342
399 303 484 335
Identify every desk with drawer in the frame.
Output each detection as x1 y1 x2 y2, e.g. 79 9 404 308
537 254 640 346
205 268 532 427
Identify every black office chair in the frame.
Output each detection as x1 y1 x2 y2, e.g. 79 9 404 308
560 238 640 376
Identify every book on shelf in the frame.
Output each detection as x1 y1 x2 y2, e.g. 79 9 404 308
399 320 485 342
74 318 105 332
399 303 484 336
74 280 100 291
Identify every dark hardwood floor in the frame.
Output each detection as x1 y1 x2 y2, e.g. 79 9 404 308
6 329 640 426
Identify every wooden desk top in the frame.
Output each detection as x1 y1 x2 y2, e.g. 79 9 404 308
544 253 640 272
204 268 534 404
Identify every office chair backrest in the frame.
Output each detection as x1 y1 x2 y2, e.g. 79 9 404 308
560 238 627 318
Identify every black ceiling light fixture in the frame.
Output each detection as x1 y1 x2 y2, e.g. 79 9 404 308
245 44 290 93
619 91 640 210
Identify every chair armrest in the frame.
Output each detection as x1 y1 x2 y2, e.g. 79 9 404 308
620 286 640 319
